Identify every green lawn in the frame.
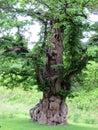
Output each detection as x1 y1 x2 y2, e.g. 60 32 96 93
0 118 98 130
0 87 98 130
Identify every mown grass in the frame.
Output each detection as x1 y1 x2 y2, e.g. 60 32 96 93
0 86 98 130
0 118 98 130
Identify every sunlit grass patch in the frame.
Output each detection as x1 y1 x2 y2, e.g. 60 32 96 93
0 118 98 130
0 86 98 125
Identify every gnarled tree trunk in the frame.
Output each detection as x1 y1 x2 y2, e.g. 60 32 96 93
30 94 68 125
30 19 70 125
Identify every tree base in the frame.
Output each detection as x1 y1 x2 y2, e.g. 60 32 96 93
30 95 68 125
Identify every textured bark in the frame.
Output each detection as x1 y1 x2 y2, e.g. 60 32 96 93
30 19 69 125
30 95 68 125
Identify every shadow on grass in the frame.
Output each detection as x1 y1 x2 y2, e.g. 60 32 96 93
0 118 98 130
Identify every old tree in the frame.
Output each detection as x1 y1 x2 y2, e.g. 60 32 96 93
0 0 98 125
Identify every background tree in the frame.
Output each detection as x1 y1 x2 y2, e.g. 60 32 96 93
0 0 98 125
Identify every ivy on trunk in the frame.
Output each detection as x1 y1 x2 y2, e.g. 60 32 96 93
0 0 97 126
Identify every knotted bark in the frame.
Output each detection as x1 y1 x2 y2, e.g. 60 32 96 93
30 19 69 125
30 95 68 125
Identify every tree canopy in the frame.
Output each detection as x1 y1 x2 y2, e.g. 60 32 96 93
0 0 98 90
0 0 98 125
0 0 97 88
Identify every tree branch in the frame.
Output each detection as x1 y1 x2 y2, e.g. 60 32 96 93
4 46 28 54
65 55 89 80
42 20 48 48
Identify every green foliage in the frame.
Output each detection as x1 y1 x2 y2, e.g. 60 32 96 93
0 0 98 93
67 88 98 124
51 64 64 70
86 33 98 61
69 88 98 111
37 79 50 92
57 89 69 97
82 61 98 90
71 60 98 92
0 56 35 90
87 45 98 58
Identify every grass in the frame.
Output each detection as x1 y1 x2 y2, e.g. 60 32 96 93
0 86 42 119
0 118 98 130
0 86 98 130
